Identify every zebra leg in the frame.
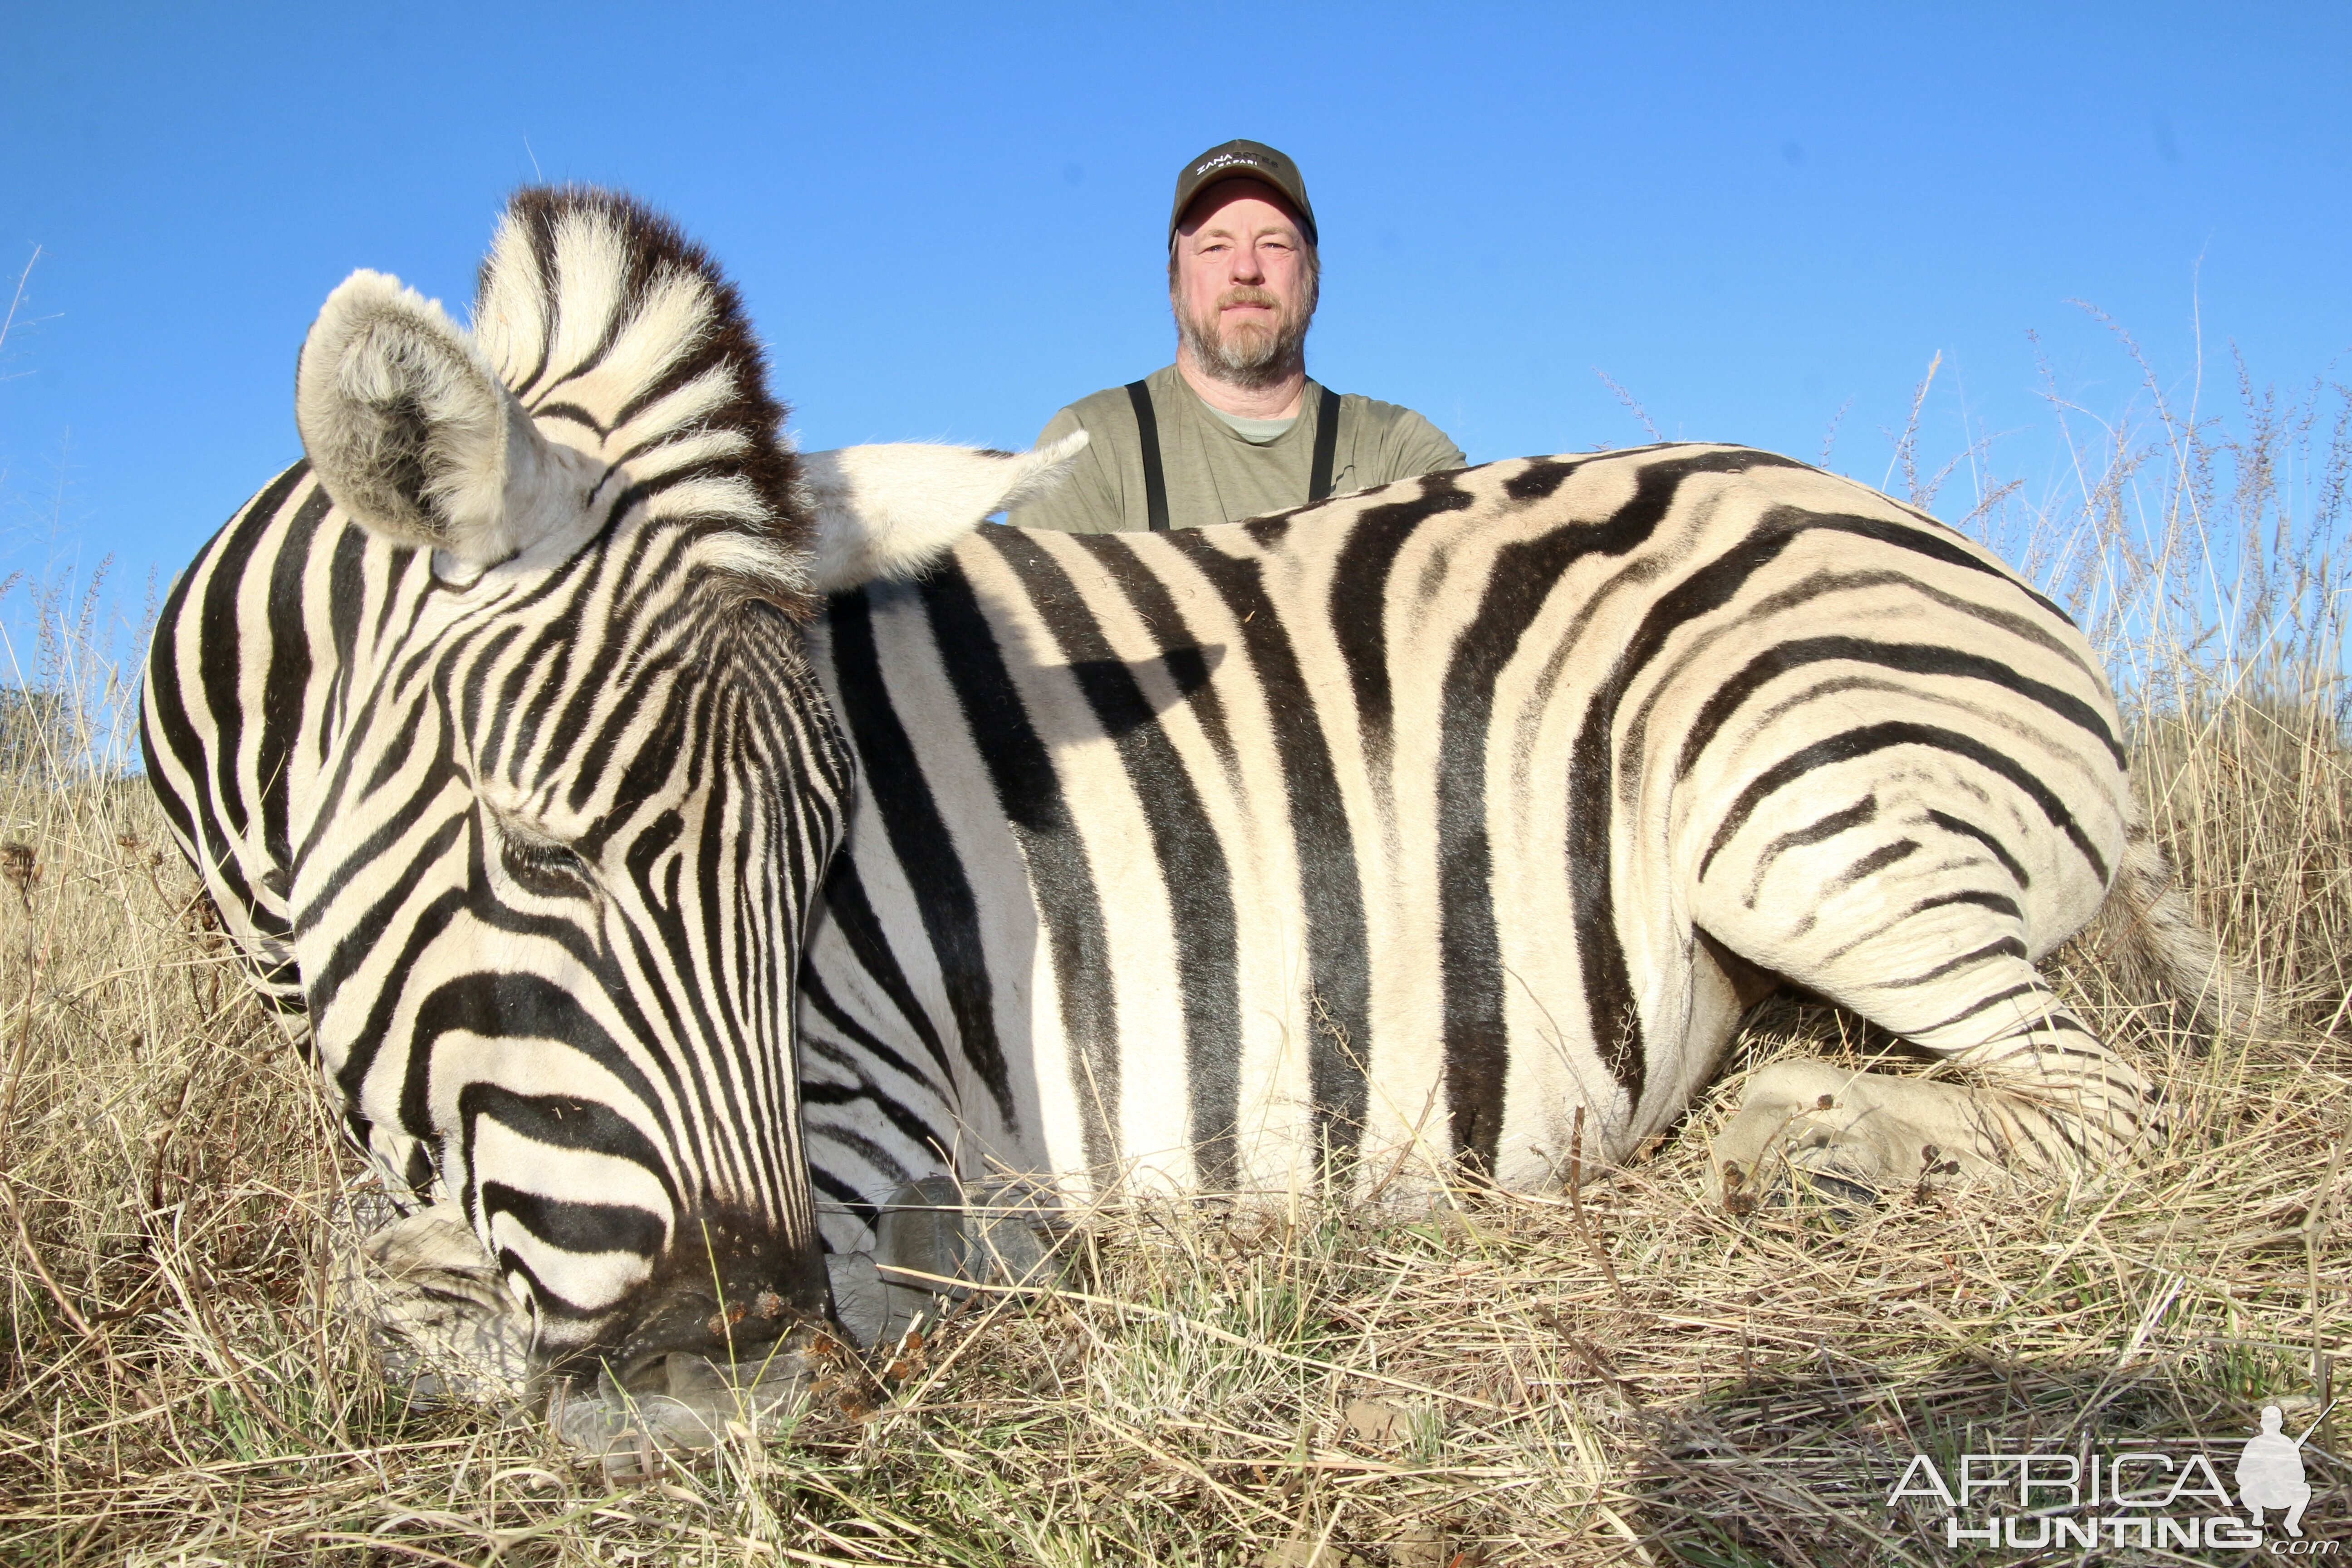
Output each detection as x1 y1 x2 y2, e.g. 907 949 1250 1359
1701 884 2161 1209
1710 980 2158 1209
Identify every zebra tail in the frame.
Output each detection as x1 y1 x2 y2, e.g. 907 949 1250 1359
2086 816 2271 1046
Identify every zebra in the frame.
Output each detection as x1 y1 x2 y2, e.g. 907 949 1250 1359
139 186 1082 1450
143 184 2246 1446
798 444 2255 1339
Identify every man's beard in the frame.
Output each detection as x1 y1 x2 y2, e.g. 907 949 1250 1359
1176 280 1315 392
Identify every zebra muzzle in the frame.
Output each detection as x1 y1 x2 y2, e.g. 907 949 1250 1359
611 1284 804 1387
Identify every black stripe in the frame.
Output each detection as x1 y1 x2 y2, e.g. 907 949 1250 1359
1818 887 2027 964
416 974 685 1222
1307 385 1342 502
489 1247 580 1320
811 1166 883 1233
1699 722 2107 883
257 485 335 870
1758 503 2073 624
1745 796 1878 902
1174 530 1372 1182
1925 809 2034 889
502 196 562 400
1126 380 1170 533
1714 566 2102 691
1825 838 1921 894
196 464 311 850
294 668 467 910
1331 470 1476 787
799 1058 954 1159
1066 537 1239 777
1917 980 2048 1035
801 1019 941 1120
531 401 608 437
321 525 367 747
1906 887 2025 923
1675 637 2125 782
980 529 1244 1187
807 858 960 1090
806 1125 914 1211
479 1181 666 1259
611 720 782 1211
402 1142 436 1198
1503 456 1586 503
911 561 1124 1180
456 1083 677 1216
819 590 1016 1124
143 485 289 936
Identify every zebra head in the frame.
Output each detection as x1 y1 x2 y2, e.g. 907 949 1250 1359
269 187 1079 1381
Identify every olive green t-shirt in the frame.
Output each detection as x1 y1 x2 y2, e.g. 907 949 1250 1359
1005 364 1466 534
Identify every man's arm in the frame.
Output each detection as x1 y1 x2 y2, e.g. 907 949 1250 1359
1005 406 1122 532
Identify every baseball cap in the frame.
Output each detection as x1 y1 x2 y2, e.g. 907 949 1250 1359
1168 140 1318 248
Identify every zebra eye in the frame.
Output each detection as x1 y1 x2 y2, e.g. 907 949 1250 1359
497 827 595 900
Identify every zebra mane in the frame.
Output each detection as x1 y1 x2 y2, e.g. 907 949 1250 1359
470 186 812 611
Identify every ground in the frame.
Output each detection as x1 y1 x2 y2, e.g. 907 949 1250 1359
0 689 2344 1565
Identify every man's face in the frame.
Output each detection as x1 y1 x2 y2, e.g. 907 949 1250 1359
1171 179 1317 388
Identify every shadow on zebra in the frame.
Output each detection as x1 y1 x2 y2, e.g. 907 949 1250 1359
140 186 2256 1467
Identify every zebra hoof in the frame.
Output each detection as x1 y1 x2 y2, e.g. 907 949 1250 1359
549 1348 811 1477
833 1177 1065 1349
1712 1061 2007 1218
1715 1156 1880 1220
1796 1170 1881 1210
1711 1095 1891 1221
826 1250 890 1349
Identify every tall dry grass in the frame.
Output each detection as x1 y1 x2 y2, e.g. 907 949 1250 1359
0 328 2344 1565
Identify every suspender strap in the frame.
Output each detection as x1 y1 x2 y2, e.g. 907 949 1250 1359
1124 379 1171 532
1131 378 1342 528
1307 384 1343 503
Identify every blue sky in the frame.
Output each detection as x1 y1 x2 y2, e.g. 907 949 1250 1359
1 2 2346 620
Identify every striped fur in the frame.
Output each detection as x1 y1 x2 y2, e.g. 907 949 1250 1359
142 188 863 1379
801 445 2211 1269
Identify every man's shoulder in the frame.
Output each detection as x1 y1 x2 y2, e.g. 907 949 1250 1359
1335 390 1441 435
1328 387 1467 479
1051 370 1180 431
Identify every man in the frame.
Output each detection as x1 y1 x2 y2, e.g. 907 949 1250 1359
1008 139 1465 534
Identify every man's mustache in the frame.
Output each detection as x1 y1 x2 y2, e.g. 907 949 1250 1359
1218 286 1284 313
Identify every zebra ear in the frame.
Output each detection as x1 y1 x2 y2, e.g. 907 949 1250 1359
800 432 1089 592
295 269 559 569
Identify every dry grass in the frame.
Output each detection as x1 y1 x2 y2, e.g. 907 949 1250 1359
0 335 2347 1564
0 755 2343 1567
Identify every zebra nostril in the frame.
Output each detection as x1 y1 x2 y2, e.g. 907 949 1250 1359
612 1348 679 1395
702 1290 789 1338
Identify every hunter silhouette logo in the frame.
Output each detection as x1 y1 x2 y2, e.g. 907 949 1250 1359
1887 1403 2336 1553
2239 1405 2323 1538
